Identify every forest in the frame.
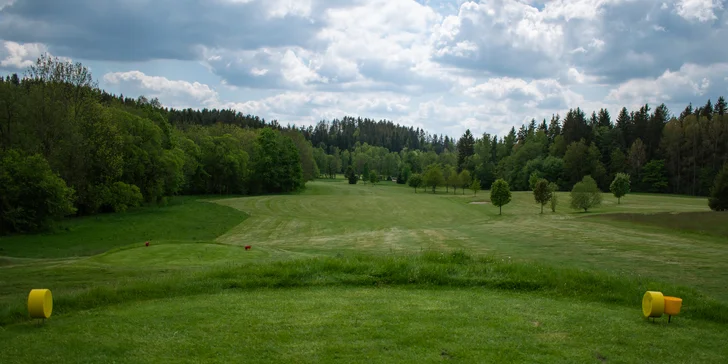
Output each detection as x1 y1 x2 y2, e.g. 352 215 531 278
0 55 306 234
2 54 727 234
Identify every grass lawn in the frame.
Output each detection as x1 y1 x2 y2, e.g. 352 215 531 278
1 178 727 362
3 287 727 364
0 196 249 259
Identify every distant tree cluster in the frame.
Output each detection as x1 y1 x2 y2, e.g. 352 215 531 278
302 94 726 212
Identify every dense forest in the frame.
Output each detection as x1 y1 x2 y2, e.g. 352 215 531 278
2 54 727 233
0 55 306 234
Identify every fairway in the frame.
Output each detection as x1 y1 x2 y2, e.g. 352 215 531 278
214 180 727 299
2 179 727 363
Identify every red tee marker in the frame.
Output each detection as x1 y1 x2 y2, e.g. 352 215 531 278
244 245 251 250
145 241 150 247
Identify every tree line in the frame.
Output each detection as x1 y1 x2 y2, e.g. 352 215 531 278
1 55 309 234
305 98 727 206
4 54 727 234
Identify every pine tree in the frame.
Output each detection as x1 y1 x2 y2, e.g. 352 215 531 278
456 129 475 172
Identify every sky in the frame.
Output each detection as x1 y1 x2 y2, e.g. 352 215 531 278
1 0 727 138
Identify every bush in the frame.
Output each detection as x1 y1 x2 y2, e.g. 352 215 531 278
709 164 728 211
0 150 76 234
345 166 358 184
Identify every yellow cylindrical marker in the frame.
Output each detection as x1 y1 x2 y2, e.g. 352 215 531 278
664 296 683 316
28 289 53 319
642 291 664 318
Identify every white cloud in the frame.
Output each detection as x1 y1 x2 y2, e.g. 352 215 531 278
674 0 724 22
0 41 47 69
3 0 728 139
606 63 728 105
0 0 15 10
103 71 219 105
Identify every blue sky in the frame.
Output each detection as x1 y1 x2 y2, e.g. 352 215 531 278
1 0 727 138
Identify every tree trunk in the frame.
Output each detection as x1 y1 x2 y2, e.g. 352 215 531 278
541 204 543 214
499 205 502 215
618 197 621 204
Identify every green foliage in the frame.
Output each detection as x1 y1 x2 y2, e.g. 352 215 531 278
362 163 370 184
369 170 379 185
532 178 552 213
609 149 627 175
641 159 668 193
89 181 143 213
253 128 304 193
456 129 475 171
106 182 144 212
490 179 512 215
458 170 471 195
284 130 317 182
470 179 481 196
0 149 76 233
548 182 559 212
570 175 603 212
528 171 542 190
345 166 358 184
709 164 728 211
610 173 631 204
408 173 423 193
423 164 445 193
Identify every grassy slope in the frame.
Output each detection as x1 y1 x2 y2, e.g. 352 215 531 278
0 196 249 259
2 180 728 362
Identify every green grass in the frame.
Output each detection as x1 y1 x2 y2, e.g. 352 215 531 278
3 287 728 364
0 196 249 258
586 211 728 237
2 179 727 362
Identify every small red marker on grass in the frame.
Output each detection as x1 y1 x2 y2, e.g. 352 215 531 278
245 245 251 250
145 241 150 247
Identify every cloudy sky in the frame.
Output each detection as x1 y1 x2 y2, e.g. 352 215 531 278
1 0 726 138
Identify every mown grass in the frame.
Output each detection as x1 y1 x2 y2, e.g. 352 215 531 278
3 286 728 364
2 180 727 362
0 196 249 258
2 251 726 327
587 211 728 238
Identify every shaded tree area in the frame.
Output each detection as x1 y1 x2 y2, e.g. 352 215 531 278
0 55 309 234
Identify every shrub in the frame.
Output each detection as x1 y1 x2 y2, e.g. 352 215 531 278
0 149 76 233
709 164 728 211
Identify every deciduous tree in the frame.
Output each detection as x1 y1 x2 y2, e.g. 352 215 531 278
470 179 481 196
408 173 423 193
570 175 602 212
610 173 631 204
533 178 552 213
458 170 471 195
490 178 512 215
423 164 445 193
